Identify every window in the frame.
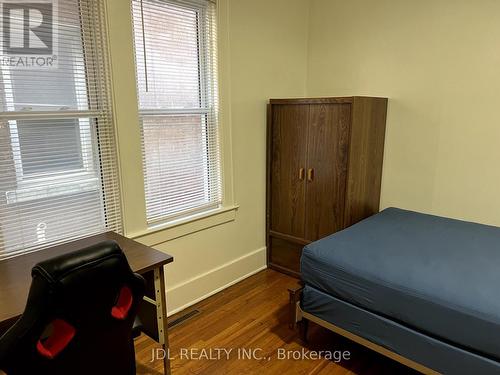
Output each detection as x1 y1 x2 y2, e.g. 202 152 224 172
0 0 122 259
16 118 84 175
131 0 221 225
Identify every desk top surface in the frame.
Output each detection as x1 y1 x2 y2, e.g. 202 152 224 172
0 231 173 324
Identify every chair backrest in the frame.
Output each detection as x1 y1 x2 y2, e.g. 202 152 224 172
0 240 145 375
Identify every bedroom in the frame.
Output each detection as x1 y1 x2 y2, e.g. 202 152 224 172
0 0 499 374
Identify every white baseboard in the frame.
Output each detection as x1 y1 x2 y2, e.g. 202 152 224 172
166 247 267 316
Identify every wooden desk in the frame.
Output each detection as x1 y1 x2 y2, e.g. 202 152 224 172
0 231 173 374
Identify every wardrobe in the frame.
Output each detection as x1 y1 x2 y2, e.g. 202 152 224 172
266 97 388 277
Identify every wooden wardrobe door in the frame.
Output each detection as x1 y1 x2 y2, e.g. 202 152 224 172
305 104 351 241
270 104 309 239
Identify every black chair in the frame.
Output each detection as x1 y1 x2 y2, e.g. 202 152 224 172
0 240 145 375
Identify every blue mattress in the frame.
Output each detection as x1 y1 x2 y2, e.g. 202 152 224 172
302 285 500 375
301 207 500 361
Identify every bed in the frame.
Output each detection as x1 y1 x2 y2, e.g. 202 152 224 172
290 208 500 374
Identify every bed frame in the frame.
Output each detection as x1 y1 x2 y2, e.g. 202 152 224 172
288 285 439 375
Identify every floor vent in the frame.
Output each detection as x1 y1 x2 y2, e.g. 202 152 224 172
168 309 200 329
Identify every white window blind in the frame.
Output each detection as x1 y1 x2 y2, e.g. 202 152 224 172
0 0 122 260
131 0 221 225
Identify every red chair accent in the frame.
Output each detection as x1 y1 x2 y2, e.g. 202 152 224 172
36 319 76 359
111 286 133 320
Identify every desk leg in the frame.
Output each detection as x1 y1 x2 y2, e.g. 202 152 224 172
154 266 171 375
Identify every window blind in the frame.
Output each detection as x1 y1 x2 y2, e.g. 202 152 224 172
131 0 221 225
0 0 122 259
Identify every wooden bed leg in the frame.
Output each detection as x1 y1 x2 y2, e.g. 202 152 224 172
288 284 304 329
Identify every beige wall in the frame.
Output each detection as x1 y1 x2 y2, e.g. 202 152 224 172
105 0 309 314
307 0 500 226
105 0 500 314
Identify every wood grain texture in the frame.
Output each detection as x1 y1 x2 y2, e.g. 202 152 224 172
270 97 354 105
305 104 350 241
269 105 309 238
268 237 303 277
266 97 387 276
266 104 273 266
269 230 311 246
135 270 416 375
269 97 387 105
0 231 173 325
344 97 388 227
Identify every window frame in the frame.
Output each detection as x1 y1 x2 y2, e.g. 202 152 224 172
0 11 101 204
106 0 237 242
133 0 222 227
0 0 123 259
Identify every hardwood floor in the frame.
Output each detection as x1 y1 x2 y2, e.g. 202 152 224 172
135 269 416 374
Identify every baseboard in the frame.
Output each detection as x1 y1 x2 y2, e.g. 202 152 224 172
166 247 267 316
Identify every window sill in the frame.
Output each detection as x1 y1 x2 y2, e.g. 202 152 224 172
127 205 239 247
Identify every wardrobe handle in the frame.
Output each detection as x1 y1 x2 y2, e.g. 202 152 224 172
307 168 314 182
298 168 305 180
